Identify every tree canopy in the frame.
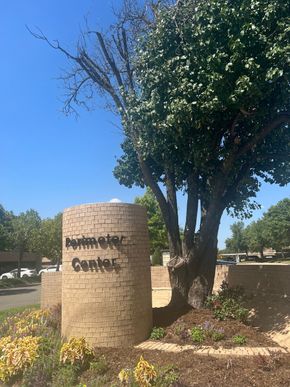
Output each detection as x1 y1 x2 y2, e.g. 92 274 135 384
225 198 290 256
225 222 248 254
32 0 290 306
134 188 168 254
0 204 62 272
262 198 290 251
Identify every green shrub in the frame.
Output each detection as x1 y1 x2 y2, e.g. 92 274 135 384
22 334 62 387
152 248 163 266
206 282 249 322
155 365 179 387
211 330 225 342
233 335 247 345
51 365 77 387
89 356 109 375
150 327 166 340
190 326 205 343
79 375 110 387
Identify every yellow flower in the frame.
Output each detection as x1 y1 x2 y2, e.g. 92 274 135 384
134 356 157 387
118 368 131 384
60 337 94 366
0 336 40 382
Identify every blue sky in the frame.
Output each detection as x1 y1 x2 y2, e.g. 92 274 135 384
1 1 289 248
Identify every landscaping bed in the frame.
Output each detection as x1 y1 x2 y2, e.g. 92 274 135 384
0 283 289 386
155 308 275 348
0 276 40 289
151 282 276 348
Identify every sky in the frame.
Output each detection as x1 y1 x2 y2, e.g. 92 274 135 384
1 1 289 248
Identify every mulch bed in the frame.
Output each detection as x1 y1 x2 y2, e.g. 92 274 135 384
155 307 276 348
89 346 290 386
81 307 290 386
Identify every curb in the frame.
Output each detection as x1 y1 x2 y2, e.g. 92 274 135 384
135 340 288 356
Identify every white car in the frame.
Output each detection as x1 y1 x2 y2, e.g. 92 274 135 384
0 268 37 280
38 265 62 275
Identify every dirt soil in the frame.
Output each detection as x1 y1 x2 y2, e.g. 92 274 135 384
156 307 276 348
89 346 290 386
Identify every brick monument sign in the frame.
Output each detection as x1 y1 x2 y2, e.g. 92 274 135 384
62 202 152 347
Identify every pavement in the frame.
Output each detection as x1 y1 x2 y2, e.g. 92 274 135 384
0 284 41 311
135 340 288 355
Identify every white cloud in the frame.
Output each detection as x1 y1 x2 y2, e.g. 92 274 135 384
109 198 122 203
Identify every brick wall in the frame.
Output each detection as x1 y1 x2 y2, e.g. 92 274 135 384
41 271 62 308
151 264 290 296
62 203 152 347
151 266 171 288
151 265 228 294
228 264 290 296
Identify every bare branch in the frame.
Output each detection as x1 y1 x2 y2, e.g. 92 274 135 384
26 26 77 60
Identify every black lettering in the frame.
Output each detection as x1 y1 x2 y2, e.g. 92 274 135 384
80 260 89 272
71 239 77 249
112 236 120 245
66 238 71 248
106 234 111 243
103 259 110 268
72 257 81 272
88 260 98 270
112 258 117 266
97 257 103 267
98 237 106 245
120 236 125 244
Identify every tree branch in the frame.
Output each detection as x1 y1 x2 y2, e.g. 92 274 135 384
183 172 198 255
223 112 290 174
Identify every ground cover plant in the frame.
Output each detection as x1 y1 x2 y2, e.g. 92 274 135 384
1 301 290 386
153 284 274 348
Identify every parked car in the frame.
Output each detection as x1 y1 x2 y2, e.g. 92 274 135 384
245 255 260 262
38 265 62 275
0 268 37 280
216 259 236 265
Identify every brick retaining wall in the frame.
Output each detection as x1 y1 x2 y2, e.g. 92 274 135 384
41 271 62 308
42 264 290 312
151 264 290 296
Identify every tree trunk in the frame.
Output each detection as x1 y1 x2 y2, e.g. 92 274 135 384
56 256 61 271
168 204 222 309
17 248 24 278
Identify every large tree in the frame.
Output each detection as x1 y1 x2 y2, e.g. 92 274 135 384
245 220 268 258
134 188 168 254
225 222 248 254
0 205 14 251
11 210 41 277
262 198 290 253
36 213 62 270
32 0 290 307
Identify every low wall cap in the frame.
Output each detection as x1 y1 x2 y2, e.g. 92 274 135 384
63 202 145 213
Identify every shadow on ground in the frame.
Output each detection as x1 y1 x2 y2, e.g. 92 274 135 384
0 288 37 296
245 294 290 349
153 304 192 327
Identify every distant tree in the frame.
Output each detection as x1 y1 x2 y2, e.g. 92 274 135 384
33 0 290 307
245 220 268 258
225 222 248 254
11 210 41 277
37 213 62 270
263 199 290 254
151 248 163 266
0 205 14 251
134 188 168 254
